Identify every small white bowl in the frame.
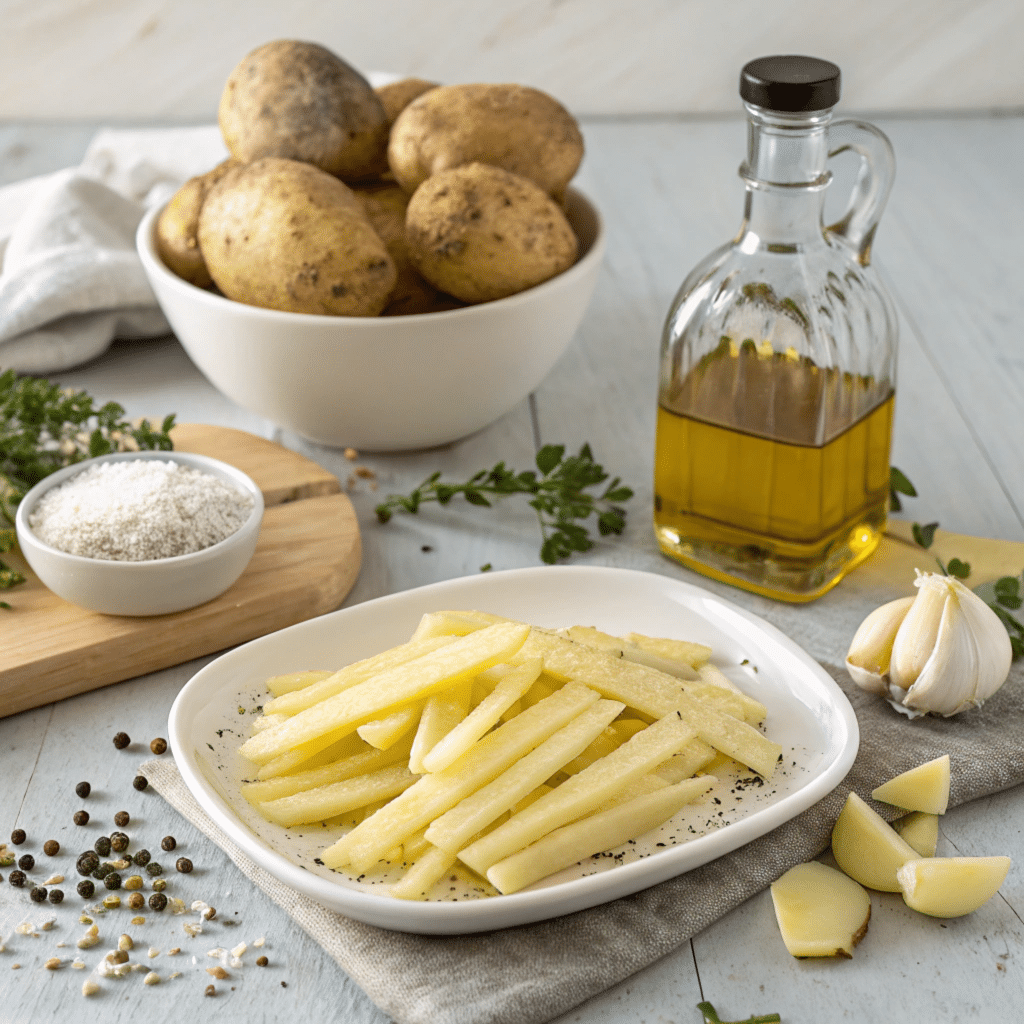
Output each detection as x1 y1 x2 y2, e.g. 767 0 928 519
136 187 605 451
15 451 264 616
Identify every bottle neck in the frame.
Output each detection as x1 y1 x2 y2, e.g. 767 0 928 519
737 104 833 249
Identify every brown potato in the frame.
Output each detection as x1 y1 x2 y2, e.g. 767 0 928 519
374 78 440 127
219 40 389 181
198 158 396 316
404 163 578 304
388 84 584 200
156 159 238 287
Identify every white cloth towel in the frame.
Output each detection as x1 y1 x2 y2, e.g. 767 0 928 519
0 126 229 374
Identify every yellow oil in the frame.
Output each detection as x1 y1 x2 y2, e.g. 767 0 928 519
654 392 893 603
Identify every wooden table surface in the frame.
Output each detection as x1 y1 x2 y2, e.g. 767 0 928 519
1 113 1022 1023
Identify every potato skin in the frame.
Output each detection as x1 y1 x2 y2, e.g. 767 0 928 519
388 84 584 199
374 78 440 127
198 158 396 316
156 159 238 287
404 163 578 304
219 40 389 181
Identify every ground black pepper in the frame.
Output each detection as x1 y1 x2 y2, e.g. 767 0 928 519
114 811 130 827
160 836 176 852
133 775 149 792
10 829 26 845
175 857 193 874
43 840 59 856
18 854 34 871
150 738 167 755
73 810 89 826
75 781 91 798
77 879 95 898
113 732 130 749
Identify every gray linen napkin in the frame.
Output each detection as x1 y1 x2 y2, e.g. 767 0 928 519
139 567 1024 1024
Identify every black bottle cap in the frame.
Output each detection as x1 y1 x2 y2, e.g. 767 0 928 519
740 55 841 112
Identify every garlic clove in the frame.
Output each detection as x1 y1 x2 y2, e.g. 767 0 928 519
845 596 915 695
950 576 1012 702
889 576 948 692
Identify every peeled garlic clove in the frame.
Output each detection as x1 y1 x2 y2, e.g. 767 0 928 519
845 596 915 695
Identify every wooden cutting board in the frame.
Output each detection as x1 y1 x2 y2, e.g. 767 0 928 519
0 423 361 718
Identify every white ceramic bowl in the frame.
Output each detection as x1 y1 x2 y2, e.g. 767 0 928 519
136 187 604 451
15 451 264 616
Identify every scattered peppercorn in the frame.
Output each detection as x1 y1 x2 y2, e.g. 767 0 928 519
124 875 144 891
8 870 26 887
127 892 145 910
73 810 89 826
175 857 193 874
43 839 60 856
48 889 64 904
133 849 151 866
93 863 113 880
256 956 268 967
94 836 112 857
150 738 167 755
77 880 95 898
10 829 26 845
75 781 91 798
30 886 47 902
113 732 130 749
160 836 176 852
104 872 122 890
18 854 34 871
151 878 167 892
204 984 216 997
76 852 99 875
114 811 130 828
133 776 149 792
148 893 167 912
145 862 163 877
110 832 129 853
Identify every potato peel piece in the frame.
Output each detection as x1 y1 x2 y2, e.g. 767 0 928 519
871 755 950 814
831 792 918 892
897 856 1011 917
770 862 871 958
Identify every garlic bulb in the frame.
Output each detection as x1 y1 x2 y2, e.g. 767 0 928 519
846 572 1012 717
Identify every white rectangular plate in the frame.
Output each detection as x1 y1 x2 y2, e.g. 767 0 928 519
169 566 858 934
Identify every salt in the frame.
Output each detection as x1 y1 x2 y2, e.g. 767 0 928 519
29 460 254 562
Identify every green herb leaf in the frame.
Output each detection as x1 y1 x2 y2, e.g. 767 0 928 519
946 557 971 579
479 563 492 572
889 466 917 512
697 1002 781 1024
912 521 939 549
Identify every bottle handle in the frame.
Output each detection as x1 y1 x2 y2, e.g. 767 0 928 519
826 119 896 266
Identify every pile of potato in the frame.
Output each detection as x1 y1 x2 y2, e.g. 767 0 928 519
156 40 586 317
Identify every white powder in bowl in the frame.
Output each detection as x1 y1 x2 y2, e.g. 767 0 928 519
28 460 255 561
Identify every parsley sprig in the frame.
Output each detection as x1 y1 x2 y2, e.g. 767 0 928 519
375 443 633 565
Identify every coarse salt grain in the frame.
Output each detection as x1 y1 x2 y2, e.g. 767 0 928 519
29 460 253 562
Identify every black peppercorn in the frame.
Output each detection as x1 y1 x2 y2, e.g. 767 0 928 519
75 781 91 799
114 811 130 827
103 872 122 890
160 836 176 852
256 956 268 967
94 836 112 857
73 810 89 826
127 892 145 910
148 892 167 912
77 879 95 898
93 863 113 879
175 857 193 874
204 984 216 998
150 738 167 755
43 839 59 856
113 731 130 749
18 854 34 871
145 861 163 877
110 832 129 853
76 851 99 876
10 828 26 845
30 886 47 902
133 849 151 867
9 869 26 887
133 776 148 792
48 888 64 904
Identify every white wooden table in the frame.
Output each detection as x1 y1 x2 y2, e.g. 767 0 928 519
2 113 1022 1023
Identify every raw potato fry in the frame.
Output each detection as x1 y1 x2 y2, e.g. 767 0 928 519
252 713 289 733
410 609 509 641
266 670 334 696
458 710 698 875
265 635 456 716
390 844 459 901
322 681 602 871
624 632 712 669
486 777 713 895
239 622 530 765
258 763 418 827
409 681 473 773
256 731 368 780
425 698 625 854
653 737 717 783
421 659 543 773
564 625 699 681
357 704 423 749
558 718 645 777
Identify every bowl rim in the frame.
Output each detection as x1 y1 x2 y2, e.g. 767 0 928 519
136 184 606 327
15 450 265 569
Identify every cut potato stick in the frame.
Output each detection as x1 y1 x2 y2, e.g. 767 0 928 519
520 674 559 709
486 776 714 894
390 843 459 900
410 609 509 641
251 713 289 734
421 658 543 773
623 632 712 669
255 731 368 780
265 669 335 697
409 681 473 773
425 698 626 854
321 681 602 871
653 737 717 783
264 635 457 716
564 625 700 681
458 710 698 875
258 763 419 827
240 622 530 766
358 704 423 750
698 664 767 724
242 736 414 804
